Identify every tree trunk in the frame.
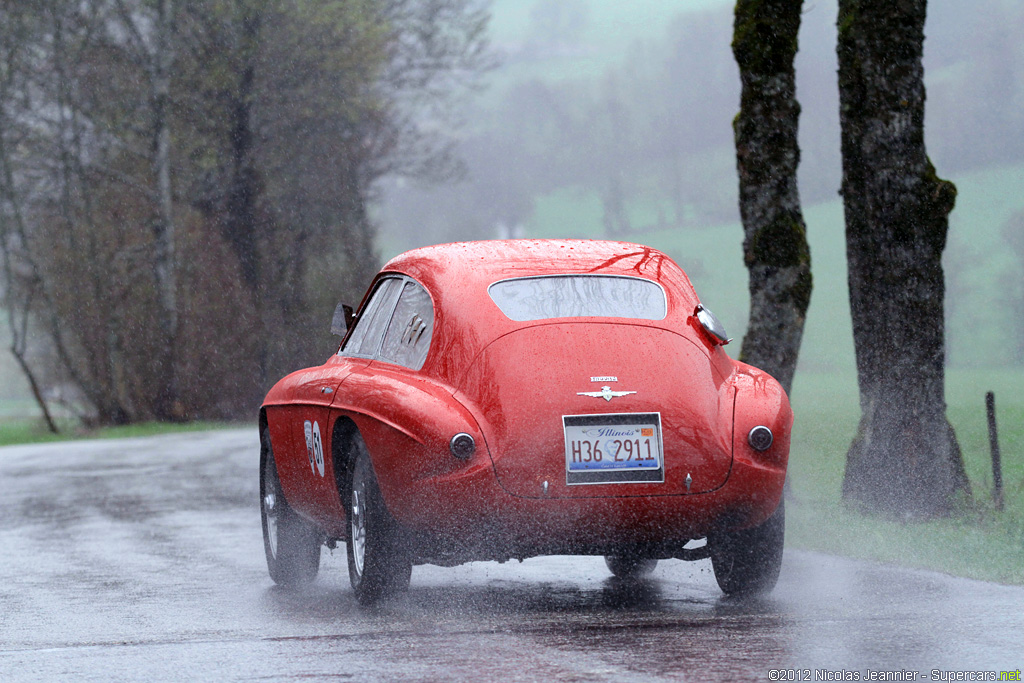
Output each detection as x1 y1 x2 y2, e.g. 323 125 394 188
221 10 262 299
732 0 811 396
11 348 60 433
225 71 260 296
837 0 969 518
151 0 180 420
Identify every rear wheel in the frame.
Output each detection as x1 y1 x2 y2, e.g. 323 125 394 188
345 438 412 604
709 499 784 596
604 555 658 579
261 428 321 586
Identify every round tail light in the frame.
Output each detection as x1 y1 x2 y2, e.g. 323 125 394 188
450 433 476 460
748 426 773 452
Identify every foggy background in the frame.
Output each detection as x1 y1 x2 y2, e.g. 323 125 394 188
1 0 1022 409
375 0 1024 381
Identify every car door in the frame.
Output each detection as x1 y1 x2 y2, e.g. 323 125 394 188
272 277 404 524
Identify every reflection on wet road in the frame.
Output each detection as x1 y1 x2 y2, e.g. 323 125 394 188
0 430 1021 681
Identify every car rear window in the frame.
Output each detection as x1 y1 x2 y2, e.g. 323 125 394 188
488 275 667 322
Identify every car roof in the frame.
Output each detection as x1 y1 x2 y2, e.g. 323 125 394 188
383 239 695 290
374 239 703 382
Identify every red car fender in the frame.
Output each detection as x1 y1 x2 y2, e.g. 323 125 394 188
261 356 370 536
725 362 792 528
332 361 490 528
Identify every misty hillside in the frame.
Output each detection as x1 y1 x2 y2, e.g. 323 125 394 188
377 0 1024 374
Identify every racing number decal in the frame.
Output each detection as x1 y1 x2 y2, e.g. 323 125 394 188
303 421 314 470
303 420 325 477
313 423 325 476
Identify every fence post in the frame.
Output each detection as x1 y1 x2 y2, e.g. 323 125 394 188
986 391 1004 511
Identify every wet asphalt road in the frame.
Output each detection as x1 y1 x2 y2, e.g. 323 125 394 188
1 429 1022 682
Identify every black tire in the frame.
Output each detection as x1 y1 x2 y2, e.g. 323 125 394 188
345 438 412 605
260 428 321 586
709 499 785 596
604 555 658 579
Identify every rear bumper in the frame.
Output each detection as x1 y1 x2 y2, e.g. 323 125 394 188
388 453 785 563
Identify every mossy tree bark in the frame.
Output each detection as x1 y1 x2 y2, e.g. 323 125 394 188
837 0 969 518
732 0 812 396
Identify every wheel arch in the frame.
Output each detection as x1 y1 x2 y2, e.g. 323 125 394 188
259 408 269 440
331 414 362 501
258 408 272 475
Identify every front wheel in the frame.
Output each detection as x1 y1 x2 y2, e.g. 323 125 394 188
709 499 784 596
345 438 412 605
261 428 321 586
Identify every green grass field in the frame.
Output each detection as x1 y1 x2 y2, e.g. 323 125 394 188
0 416 238 447
787 369 1024 584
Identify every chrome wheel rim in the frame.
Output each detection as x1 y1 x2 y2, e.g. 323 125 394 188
351 479 366 577
263 457 279 559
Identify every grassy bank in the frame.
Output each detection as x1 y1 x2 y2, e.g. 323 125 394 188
0 417 239 447
786 368 1024 584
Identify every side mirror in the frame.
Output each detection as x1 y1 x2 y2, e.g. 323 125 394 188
331 303 354 337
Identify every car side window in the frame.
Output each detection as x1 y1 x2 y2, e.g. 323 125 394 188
341 277 403 358
378 280 434 370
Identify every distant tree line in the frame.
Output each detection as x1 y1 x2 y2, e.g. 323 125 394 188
0 0 489 426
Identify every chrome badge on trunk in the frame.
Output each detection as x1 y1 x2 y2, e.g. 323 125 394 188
577 386 637 402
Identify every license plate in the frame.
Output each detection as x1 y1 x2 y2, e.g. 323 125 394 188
563 413 664 484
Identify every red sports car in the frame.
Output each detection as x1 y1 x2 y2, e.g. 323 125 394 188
259 239 791 603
